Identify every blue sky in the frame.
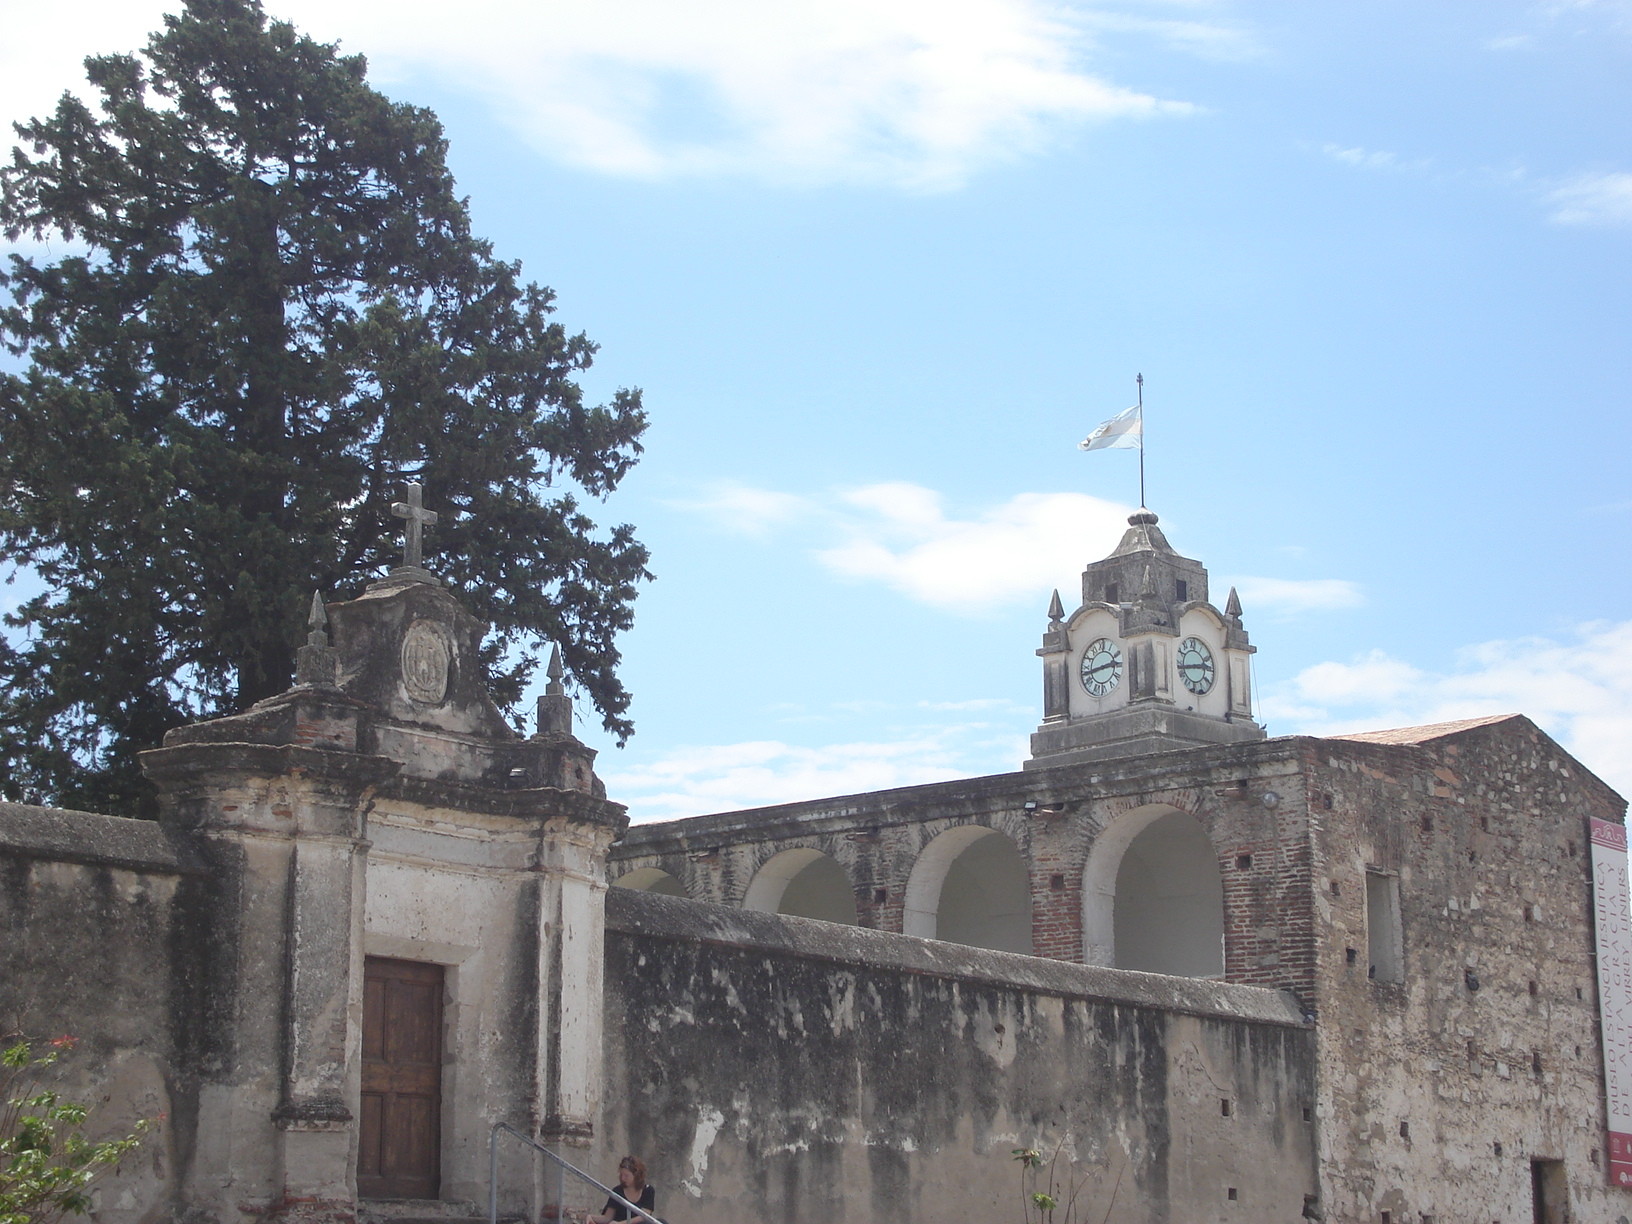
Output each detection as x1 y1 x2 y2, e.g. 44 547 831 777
4 0 1630 822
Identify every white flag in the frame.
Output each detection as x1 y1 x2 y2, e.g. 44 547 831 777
1079 404 1142 451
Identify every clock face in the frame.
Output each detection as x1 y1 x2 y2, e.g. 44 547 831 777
1177 637 1216 695
1079 638 1123 697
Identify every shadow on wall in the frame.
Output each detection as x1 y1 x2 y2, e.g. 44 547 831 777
612 811 1228 977
1085 805 1224 977
742 848 859 924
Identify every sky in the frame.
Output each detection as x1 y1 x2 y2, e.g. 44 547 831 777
2 0 1629 823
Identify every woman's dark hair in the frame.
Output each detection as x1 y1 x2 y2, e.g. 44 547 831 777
618 1155 647 1190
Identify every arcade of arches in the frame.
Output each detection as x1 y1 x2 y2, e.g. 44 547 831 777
613 809 1226 976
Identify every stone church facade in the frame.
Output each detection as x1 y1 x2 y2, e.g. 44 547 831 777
2 508 1627 1224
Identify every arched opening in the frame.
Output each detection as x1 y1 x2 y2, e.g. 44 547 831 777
903 826 1032 954
742 848 858 925
1082 805 1222 977
612 867 685 897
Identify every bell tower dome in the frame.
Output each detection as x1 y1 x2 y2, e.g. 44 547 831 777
1025 509 1264 769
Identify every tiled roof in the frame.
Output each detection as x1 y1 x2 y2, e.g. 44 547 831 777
1326 713 1522 746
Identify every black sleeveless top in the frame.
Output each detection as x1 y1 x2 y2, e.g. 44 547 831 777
601 1184 654 1222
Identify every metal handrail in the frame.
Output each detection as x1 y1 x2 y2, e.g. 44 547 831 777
487 1122 669 1224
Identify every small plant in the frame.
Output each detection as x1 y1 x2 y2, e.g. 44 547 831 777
1 1034 154 1224
1012 1140 1122 1224
1013 1145 1070 1224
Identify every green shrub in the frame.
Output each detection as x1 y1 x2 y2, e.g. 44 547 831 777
1 1036 153 1224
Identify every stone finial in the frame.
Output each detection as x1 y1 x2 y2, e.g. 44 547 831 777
1225 586 1243 623
294 590 338 687
535 644 574 737
391 481 439 570
1047 589 1064 624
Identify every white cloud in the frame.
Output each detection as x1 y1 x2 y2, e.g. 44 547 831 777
1229 576 1364 617
1 0 1202 193
816 484 1133 613
0 4 169 133
606 718 1029 822
672 480 1360 620
1310 141 1632 231
666 482 816 537
1546 172 1632 226
611 620 1632 822
1316 143 1435 176
1078 11 1261 62
1263 620 1632 798
1321 143 1398 171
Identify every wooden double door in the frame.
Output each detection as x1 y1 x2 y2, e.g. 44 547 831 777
358 957 443 1199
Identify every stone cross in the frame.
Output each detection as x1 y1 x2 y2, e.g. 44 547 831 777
391 482 439 569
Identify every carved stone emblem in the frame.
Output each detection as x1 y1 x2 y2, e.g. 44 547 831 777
401 620 451 705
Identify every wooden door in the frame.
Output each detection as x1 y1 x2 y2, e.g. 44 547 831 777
358 957 443 1199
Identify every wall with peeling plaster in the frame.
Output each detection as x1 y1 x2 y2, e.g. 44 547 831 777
598 890 1318 1224
5 699 1628 1224
608 716 1631 1223
1308 719 1627 1224
0 803 213 1224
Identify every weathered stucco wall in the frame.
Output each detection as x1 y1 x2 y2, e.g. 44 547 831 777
0 802 213 1224
599 889 1319 1224
1306 722 1628 1224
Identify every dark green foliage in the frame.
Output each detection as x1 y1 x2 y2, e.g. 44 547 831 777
0 0 649 815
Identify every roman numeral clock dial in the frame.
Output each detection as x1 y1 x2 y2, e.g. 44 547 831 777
1079 638 1123 697
1178 637 1216 695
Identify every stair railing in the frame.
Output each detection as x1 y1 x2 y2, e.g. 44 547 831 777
488 1122 670 1224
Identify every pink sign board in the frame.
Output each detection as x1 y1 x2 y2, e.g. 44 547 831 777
1591 817 1632 1188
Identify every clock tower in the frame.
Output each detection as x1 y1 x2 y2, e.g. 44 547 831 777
1025 509 1264 769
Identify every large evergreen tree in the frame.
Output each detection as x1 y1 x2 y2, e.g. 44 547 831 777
0 0 649 815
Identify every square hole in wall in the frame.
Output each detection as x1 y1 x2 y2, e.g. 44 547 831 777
1220 1098 1232 1117
1420 815 1432 833
1226 1187 1237 1202
1050 873 1065 891
1528 980 1538 997
1346 947 1358 965
1302 1105 1312 1123
1399 1121 1410 1139
1331 880 1341 897
1237 854 1253 870
874 888 887 904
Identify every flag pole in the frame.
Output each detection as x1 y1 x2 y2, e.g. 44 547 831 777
1136 373 1145 509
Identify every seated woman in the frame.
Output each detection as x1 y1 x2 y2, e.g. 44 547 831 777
585 1155 655 1224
